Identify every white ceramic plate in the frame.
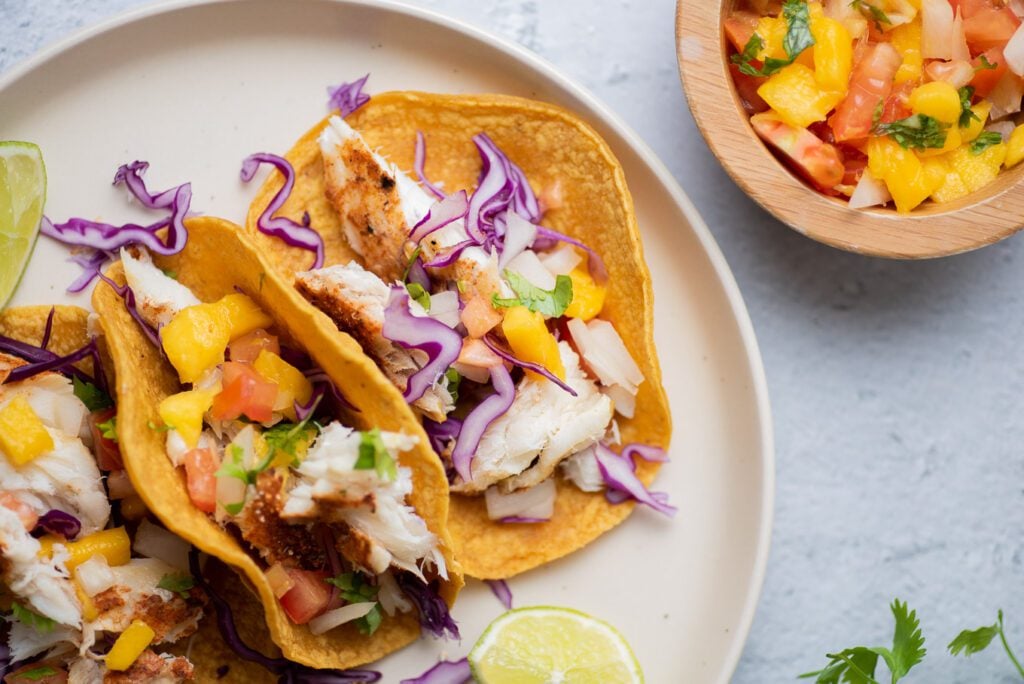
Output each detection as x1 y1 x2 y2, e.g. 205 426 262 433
0 1 773 681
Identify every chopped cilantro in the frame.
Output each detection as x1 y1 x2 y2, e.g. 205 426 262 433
223 500 245 516
970 131 1004 155
730 33 767 77
148 420 172 432
492 272 574 318
73 376 113 411
958 86 980 129
97 415 118 443
949 609 1024 678
445 368 461 404
359 604 383 636
13 666 58 681
12 602 55 633
216 443 253 485
729 0 815 77
874 114 948 150
406 282 431 310
325 572 382 635
354 428 397 482
402 246 423 283
157 573 196 599
851 0 890 29
976 55 997 72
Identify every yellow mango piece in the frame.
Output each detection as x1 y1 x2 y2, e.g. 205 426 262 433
74 580 99 621
161 303 233 384
811 16 852 94
953 143 1007 193
217 293 274 341
890 20 923 84
564 267 606 321
106 620 156 671
871 141 941 213
253 350 312 420
158 388 216 448
909 81 962 124
867 136 906 180
755 16 788 61
758 64 843 129
501 306 565 381
0 396 54 467
918 126 961 158
931 157 971 203
1005 124 1024 168
961 101 992 142
39 527 132 571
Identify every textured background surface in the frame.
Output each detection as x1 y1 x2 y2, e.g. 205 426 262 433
3 0 1023 681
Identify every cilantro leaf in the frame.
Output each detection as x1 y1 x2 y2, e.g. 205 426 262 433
148 420 172 433
157 573 196 599
948 621 1000 657
445 368 461 404
874 114 948 150
354 428 397 481
223 500 245 516
970 131 1004 155
492 272 574 318
800 647 880 684
73 376 113 411
325 573 382 635
976 55 997 72
406 282 431 311
730 33 767 77
97 415 118 443
958 86 980 129
216 443 253 485
12 602 55 633
14 666 58 682
262 420 319 469
359 604 383 635
851 0 891 30
729 0 815 78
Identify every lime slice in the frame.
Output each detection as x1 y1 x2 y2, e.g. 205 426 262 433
469 606 644 684
0 141 46 307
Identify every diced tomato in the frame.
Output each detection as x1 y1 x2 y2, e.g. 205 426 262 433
970 47 1009 97
4 662 68 684
184 448 219 514
729 63 770 115
211 362 278 423
958 1 1020 54
228 328 280 364
0 492 38 532
879 82 915 124
840 154 868 188
724 11 760 52
830 42 901 142
278 568 331 625
751 112 846 192
88 407 123 471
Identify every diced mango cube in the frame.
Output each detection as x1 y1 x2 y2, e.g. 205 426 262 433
754 16 788 61
758 64 843 129
502 306 565 381
1005 124 1024 168
909 81 962 125
161 303 233 384
890 20 923 84
253 350 312 421
106 620 156 671
564 267 606 321
955 143 1007 192
961 101 992 142
39 527 132 570
0 396 54 466
217 293 274 341
811 16 852 94
868 137 942 212
159 389 216 448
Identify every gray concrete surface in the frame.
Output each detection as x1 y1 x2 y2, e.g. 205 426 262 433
3 0 1023 681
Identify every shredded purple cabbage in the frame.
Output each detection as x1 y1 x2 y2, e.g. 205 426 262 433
395 572 460 640
41 161 192 292
32 510 81 540
240 153 325 269
1 335 105 390
484 579 513 610
413 132 447 200
534 226 608 284
302 369 357 413
449 364 515 483
39 308 55 350
409 190 468 244
381 286 462 404
187 548 381 682
421 239 476 269
423 417 461 455
594 443 676 518
294 384 327 423
466 133 539 248
406 256 431 291
96 272 161 348
400 658 471 684
499 516 549 524
482 334 576 396
327 73 370 116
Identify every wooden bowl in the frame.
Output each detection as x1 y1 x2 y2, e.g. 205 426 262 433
675 0 1024 259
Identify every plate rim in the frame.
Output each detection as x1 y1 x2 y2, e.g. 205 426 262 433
0 0 776 679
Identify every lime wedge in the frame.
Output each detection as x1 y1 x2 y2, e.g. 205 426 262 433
0 141 46 307
469 606 644 684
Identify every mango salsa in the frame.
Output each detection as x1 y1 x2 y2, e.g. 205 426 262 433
909 82 961 125
1006 125 1024 169
757 64 843 129
218 293 274 340
502 306 565 381
39 527 132 571
106 620 156 671
890 20 923 84
563 266 606 321
159 389 217 448
161 303 233 384
811 16 852 94
253 350 312 420
0 396 54 466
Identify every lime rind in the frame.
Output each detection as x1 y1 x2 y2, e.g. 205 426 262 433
0 141 47 308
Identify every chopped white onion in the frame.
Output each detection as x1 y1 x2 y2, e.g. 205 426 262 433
485 478 556 520
165 430 189 467
1004 23 1024 77
266 563 294 599
106 470 136 500
924 60 974 89
133 519 191 571
426 290 461 329
539 243 584 277
988 71 1024 120
848 169 892 209
951 10 971 62
505 251 556 291
75 554 115 596
921 0 954 60
986 121 1017 141
498 212 538 269
824 0 868 37
604 384 637 419
216 472 247 520
885 0 918 27
567 318 644 394
377 570 413 616
308 602 377 635
561 446 604 493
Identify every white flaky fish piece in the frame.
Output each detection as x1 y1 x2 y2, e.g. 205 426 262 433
120 246 200 329
282 423 443 579
0 506 81 628
294 263 454 421
453 341 614 494
69 650 194 683
318 115 502 298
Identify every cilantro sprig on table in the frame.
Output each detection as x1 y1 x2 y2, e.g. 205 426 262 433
802 601 1024 682
730 0 815 77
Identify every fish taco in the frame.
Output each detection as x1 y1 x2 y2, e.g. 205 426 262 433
90 216 462 671
242 91 674 579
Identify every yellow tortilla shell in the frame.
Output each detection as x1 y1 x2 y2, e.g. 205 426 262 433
244 92 672 579
91 216 462 669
